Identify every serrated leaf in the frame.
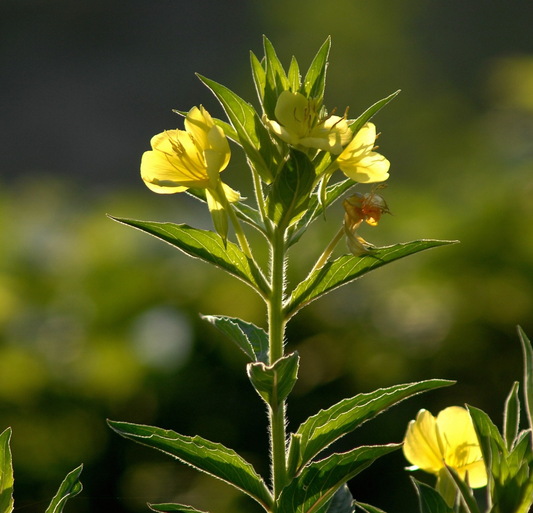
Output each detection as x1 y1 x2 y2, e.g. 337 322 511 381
349 90 400 136
263 36 290 119
108 217 269 298
250 51 266 106
149 504 209 513
266 149 316 229
197 74 280 183
277 444 400 513
284 240 457 319
108 420 273 510
354 502 388 513
503 381 520 451
288 56 301 93
0 428 14 513
302 37 331 101
247 352 299 408
45 465 83 513
288 178 356 246
291 379 453 472
411 478 454 513
518 326 533 432
201 315 268 363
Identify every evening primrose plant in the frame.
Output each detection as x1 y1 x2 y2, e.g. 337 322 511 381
108 37 460 513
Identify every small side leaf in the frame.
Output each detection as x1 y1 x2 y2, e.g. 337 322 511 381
292 379 454 472
410 478 454 513
247 352 299 408
263 36 290 119
302 37 331 101
354 502 388 513
45 465 83 513
149 504 209 513
266 149 316 229
108 420 273 510
0 428 14 513
349 90 400 136
109 217 269 298
277 444 400 513
503 381 520 451
201 315 269 363
284 240 457 319
518 326 533 431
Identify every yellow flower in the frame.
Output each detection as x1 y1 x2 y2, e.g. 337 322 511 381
335 122 390 183
263 91 351 154
141 105 231 194
403 407 487 489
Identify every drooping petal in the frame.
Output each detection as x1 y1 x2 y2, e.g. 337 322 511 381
403 409 444 474
207 126 231 171
184 106 213 149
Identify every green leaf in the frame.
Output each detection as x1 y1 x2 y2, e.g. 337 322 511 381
45 465 83 513
288 56 301 93
518 326 533 432
288 178 356 246
444 466 480 513
149 504 208 513
321 485 355 513
263 36 290 119
247 352 299 408
213 118 240 145
284 240 457 319
266 149 316 229
354 503 387 513
290 379 453 472
411 478 454 513
503 381 520 451
349 90 400 136
468 404 508 469
250 51 266 106
109 217 269 298
197 74 280 183
201 315 269 363
108 420 273 510
302 37 331 101
277 444 400 513
0 428 14 513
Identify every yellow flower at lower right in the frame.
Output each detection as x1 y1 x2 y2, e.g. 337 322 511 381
403 406 487 488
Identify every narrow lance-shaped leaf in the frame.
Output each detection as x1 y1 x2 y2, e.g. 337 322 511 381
247 352 299 408
290 379 454 472
266 148 316 229
288 178 356 247
518 326 533 432
197 74 280 183
149 504 209 513
201 315 269 363
302 36 331 101
263 36 290 119
277 444 400 513
288 56 301 93
109 217 269 298
410 478 454 513
444 466 480 513
0 428 14 513
349 90 400 136
354 503 388 513
284 240 457 320
250 51 266 106
45 465 83 513
503 381 520 451
108 420 273 510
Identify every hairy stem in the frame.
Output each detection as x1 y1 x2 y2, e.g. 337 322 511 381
309 224 344 274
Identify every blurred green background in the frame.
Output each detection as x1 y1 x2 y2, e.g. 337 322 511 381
1 1 533 511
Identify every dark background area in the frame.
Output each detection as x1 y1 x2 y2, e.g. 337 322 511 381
1 1 533 512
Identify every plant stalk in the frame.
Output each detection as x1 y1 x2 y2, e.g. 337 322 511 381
309 224 344 274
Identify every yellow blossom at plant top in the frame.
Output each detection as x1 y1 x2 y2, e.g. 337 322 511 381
335 122 390 183
141 105 231 194
403 407 487 488
263 90 352 154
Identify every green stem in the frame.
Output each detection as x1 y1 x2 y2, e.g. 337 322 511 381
309 224 344 274
227 202 253 259
268 227 288 499
252 167 268 223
